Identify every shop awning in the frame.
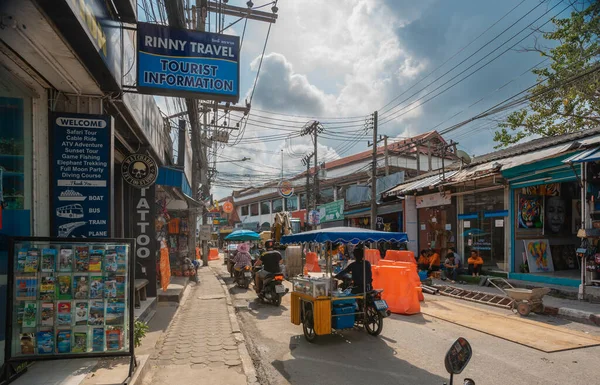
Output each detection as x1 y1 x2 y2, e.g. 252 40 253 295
343 207 370 219
562 147 600 164
383 171 458 198
156 167 202 207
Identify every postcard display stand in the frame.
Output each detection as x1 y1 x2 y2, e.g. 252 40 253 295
4 237 135 382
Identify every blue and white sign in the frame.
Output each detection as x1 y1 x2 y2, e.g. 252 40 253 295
137 22 240 102
51 113 112 238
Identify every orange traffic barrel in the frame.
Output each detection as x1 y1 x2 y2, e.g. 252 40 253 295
208 248 220 261
385 250 416 263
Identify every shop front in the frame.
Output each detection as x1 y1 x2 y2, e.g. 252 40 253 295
416 191 457 259
505 155 583 287
456 186 508 271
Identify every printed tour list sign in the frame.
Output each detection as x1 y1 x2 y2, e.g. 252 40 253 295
50 113 113 238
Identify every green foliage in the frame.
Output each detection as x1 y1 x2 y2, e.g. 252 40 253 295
494 3 600 148
134 320 149 348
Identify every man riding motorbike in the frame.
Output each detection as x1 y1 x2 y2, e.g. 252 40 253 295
254 240 282 294
334 244 372 294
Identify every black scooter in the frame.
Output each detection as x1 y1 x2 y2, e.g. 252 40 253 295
233 265 253 289
443 337 475 385
255 267 288 306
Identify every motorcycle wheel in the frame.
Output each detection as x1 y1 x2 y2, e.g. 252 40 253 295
364 306 383 336
302 310 317 343
273 295 282 307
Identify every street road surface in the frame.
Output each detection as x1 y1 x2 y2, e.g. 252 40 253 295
216 266 600 385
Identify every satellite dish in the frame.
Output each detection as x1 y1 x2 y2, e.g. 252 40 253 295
456 150 471 165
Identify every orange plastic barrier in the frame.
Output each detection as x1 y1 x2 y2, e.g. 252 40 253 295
208 248 220 261
305 252 321 272
372 265 421 315
377 260 424 301
385 250 416 263
365 249 381 266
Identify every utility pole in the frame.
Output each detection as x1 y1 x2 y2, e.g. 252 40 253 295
301 152 313 231
281 149 284 180
370 111 378 230
383 135 389 176
301 121 322 228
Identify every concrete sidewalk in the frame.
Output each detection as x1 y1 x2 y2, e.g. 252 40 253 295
141 264 252 385
432 279 600 326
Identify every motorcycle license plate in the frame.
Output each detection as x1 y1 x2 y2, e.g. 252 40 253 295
374 300 388 311
244 272 252 277
275 285 286 294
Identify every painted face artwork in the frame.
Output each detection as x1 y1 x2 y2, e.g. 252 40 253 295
545 196 566 234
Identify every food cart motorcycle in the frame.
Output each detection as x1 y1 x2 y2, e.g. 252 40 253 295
279 227 408 342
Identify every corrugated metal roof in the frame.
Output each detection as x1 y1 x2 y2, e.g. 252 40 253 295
562 147 600 164
383 171 458 197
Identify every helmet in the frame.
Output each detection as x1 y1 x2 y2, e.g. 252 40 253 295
265 239 275 249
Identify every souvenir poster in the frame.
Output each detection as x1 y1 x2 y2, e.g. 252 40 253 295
92 327 104 352
115 276 126 298
89 300 105 325
73 274 89 299
72 332 88 353
39 276 56 301
37 331 54 354
105 328 122 351
17 250 27 272
90 276 104 299
104 276 117 298
16 276 38 300
115 246 127 273
518 195 543 229
41 248 57 272
40 302 55 327
57 330 71 353
524 239 555 273
105 299 125 325
20 333 35 354
89 249 103 272
74 301 89 325
23 302 37 328
58 248 73 272
57 274 72 300
75 246 89 272
24 249 39 273
104 249 117 273
57 301 72 325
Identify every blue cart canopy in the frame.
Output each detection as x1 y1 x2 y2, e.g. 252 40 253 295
279 227 408 245
225 229 261 241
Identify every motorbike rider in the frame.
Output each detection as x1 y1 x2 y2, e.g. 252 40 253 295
334 243 372 294
233 243 253 275
254 239 282 294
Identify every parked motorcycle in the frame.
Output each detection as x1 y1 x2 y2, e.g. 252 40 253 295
443 337 475 385
256 268 288 306
233 265 253 289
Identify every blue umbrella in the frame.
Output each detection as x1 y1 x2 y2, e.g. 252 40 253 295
225 229 260 241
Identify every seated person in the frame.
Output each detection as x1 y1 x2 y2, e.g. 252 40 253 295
467 250 484 277
254 240 282 294
442 252 460 283
428 249 441 272
334 244 372 294
233 243 252 271
417 249 430 271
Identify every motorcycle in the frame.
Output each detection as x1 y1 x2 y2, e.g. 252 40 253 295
233 265 253 289
256 268 289 306
443 337 475 385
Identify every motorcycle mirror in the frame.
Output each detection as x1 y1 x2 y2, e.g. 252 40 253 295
444 337 472 375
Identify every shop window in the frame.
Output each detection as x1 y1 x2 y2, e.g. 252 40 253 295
260 201 270 214
250 203 259 216
299 194 307 210
285 197 298 211
241 206 249 216
462 189 506 270
320 187 334 204
272 199 283 213
0 97 30 211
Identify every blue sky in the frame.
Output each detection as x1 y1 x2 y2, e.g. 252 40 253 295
144 0 585 198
